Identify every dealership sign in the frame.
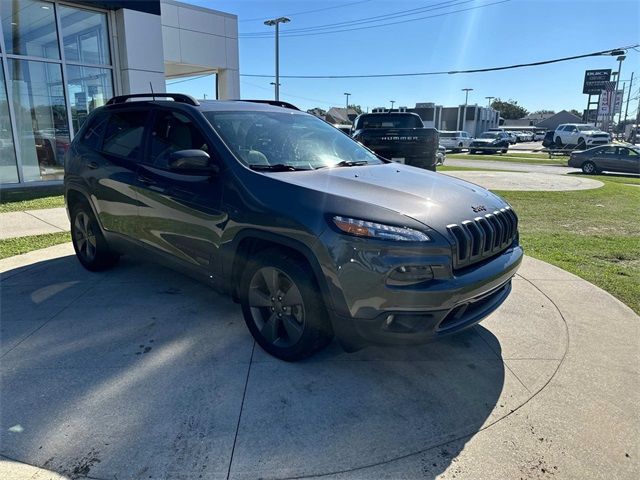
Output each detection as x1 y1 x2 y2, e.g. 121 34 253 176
583 69 612 95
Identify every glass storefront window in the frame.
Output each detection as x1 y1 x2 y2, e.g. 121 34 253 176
0 0 60 60
8 59 69 182
0 63 19 183
66 65 112 131
60 6 110 65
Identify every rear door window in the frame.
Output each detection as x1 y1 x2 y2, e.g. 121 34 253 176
102 110 149 160
78 112 109 151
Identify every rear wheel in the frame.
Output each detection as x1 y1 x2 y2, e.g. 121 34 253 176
581 161 598 174
555 137 563 148
239 250 333 361
70 202 119 271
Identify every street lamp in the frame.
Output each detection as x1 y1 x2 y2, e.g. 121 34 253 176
390 100 395 111
344 92 351 111
264 16 290 101
485 96 495 108
612 54 626 126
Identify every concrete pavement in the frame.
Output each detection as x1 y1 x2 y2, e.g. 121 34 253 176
0 208 69 240
0 244 637 479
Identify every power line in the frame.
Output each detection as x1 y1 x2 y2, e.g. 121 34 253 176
166 73 215 85
240 45 639 79
239 0 372 23
240 80 336 106
240 0 511 39
241 0 471 36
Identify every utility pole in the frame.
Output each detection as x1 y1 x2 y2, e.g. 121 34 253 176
462 88 473 131
264 16 290 101
607 52 625 131
623 71 634 125
344 92 351 111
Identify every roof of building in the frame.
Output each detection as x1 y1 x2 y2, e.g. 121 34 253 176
536 110 583 129
325 107 359 124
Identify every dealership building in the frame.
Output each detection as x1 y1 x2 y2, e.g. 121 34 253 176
0 0 239 190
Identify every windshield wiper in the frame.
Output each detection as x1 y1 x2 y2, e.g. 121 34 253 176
249 163 311 172
332 160 370 168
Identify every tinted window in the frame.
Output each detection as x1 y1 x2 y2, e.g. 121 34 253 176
148 110 209 167
102 111 148 160
439 132 456 138
356 114 422 129
601 146 616 155
79 112 108 150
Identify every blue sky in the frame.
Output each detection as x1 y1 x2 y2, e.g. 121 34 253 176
167 0 640 115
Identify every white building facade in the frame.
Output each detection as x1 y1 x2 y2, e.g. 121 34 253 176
0 0 239 189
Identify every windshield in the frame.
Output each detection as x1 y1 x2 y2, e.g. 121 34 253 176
204 111 382 169
356 113 423 129
479 133 499 139
576 125 596 131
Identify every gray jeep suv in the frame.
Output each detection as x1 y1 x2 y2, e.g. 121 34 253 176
64 94 523 360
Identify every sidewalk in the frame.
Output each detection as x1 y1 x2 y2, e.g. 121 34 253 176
0 207 68 240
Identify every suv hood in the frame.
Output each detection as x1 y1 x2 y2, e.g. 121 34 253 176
471 138 499 144
266 163 508 231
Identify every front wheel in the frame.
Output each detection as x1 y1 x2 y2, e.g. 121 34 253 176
70 203 119 271
239 250 334 361
581 161 598 174
555 137 563 148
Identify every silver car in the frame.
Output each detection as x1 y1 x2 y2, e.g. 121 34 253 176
568 144 640 174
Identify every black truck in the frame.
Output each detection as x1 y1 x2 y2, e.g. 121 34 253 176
351 112 439 170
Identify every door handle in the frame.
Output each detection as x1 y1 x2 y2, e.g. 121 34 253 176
87 161 99 169
137 175 157 185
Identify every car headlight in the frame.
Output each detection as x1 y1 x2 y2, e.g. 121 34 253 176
332 216 430 242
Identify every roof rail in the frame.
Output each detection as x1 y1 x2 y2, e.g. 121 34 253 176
106 93 200 106
236 99 300 111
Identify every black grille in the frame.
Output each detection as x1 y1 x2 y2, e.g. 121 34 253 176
447 207 518 270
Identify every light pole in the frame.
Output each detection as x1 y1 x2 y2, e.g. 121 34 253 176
390 100 395 111
612 54 625 127
461 88 473 131
485 96 494 108
264 16 290 101
344 92 351 111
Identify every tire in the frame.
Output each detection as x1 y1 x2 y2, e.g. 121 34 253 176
581 161 598 175
577 138 586 150
502 148 508 154
555 137 563 148
470 150 477 154
70 202 119 271
239 249 333 361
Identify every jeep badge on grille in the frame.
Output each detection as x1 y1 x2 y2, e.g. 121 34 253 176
472 205 487 213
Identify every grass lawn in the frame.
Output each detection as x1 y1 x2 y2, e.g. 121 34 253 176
0 195 65 213
0 232 71 260
449 153 568 165
496 174 640 314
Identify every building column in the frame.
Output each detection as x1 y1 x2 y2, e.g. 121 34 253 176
217 69 240 99
115 9 166 94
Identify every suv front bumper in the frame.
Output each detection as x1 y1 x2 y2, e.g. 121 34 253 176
315 231 523 346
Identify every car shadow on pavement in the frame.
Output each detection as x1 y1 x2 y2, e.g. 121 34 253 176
1 255 506 480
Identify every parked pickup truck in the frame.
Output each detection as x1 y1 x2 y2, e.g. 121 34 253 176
351 112 439 170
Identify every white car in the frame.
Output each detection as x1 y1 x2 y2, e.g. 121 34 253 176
533 131 546 141
553 124 610 149
438 130 473 152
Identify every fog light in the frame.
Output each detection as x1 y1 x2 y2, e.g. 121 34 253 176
387 265 434 286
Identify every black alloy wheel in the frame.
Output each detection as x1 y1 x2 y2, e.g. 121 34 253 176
70 203 119 271
240 250 333 360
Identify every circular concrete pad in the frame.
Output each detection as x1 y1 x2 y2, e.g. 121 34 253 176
0 247 569 479
444 171 604 191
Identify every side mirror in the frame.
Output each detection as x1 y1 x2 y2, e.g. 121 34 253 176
168 149 219 174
